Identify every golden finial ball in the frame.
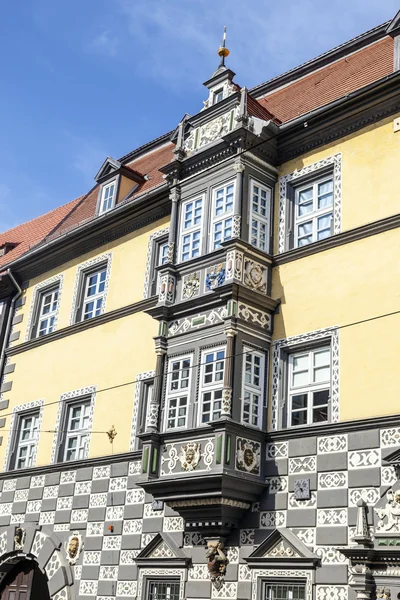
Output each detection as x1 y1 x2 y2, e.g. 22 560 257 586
218 47 230 58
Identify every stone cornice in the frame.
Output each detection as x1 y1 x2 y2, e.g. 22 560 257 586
273 212 400 265
6 296 157 356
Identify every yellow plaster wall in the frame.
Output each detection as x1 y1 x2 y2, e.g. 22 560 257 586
1 311 158 468
271 227 400 421
275 113 400 253
117 176 136 202
15 216 169 343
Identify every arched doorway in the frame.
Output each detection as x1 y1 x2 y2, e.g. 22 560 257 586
0 559 50 600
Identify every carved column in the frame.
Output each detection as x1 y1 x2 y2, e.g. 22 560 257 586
167 186 180 264
146 346 166 432
232 158 244 239
221 328 237 417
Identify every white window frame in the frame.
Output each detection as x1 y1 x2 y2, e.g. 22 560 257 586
249 179 271 253
164 354 192 431
37 287 60 337
288 346 331 427
199 346 226 425
99 180 117 215
64 400 91 462
179 195 204 262
294 175 334 248
241 348 265 429
214 88 224 104
156 240 169 293
210 181 235 250
81 267 107 321
263 580 307 600
15 412 40 469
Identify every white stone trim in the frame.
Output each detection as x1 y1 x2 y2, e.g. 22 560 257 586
143 227 170 299
25 274 64 341
129 371 155 451
271 326 339 431
251 569 312 600
137 568 185 600
50 385 97 464
69 252 112 325
3 399 45 471
278 153 342 253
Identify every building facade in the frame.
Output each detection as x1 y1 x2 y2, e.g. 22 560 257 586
0 12 399 600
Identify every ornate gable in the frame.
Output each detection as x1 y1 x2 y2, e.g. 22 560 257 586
245 528 318 568
95 157 122 182
135 533 190 567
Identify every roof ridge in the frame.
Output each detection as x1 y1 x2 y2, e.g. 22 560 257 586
118 130 174 164
250 20 390 97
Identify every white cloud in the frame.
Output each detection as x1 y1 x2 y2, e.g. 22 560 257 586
96 0 400 91
88 30 119 58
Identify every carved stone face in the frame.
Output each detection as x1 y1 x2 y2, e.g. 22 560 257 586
186 448 195 464
244 448 254 467
68 536 79 558
394 491 400 504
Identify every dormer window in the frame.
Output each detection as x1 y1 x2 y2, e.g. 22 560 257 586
214 88 224 104
99 181 116 215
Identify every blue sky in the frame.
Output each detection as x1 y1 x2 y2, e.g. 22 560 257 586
0 1 399 231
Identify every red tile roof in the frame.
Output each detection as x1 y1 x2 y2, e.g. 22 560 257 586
47 143 175 239
0 197 82 270
257 37 394 123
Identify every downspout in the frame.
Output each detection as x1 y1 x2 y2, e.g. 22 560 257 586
0 269 22 379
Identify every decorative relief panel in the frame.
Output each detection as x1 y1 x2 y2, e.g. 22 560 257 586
237 303 271 329
266 476 288 494
317 509 347 526
225 249 244 281
318 472 347 489
316 586 348 600
318 435 347 454
182 272 200 300
375 489 400 533
315 547 347 564
184 111 234 153
161 438 214 475
236 438 261 475
243 258 267 294
381 466 397 486
278 153 342 253
205 262 226 291
289 456 316 475
348 488 380 507
260 511 286 528
293 528 315 547
381 427 400 448
266 442 288 460
168 306 227 337
211 581 237 599
348 449 380 469
271 327 339 430
240 529 255 545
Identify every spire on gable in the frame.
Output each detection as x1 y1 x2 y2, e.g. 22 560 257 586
202 26 238 110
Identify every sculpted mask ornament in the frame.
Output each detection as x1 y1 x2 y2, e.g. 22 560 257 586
375 489 400 532
66 531 83 565
236 438 260 474
179 442 201 471
377 588 391 600
14 527 25 550
206 540 228 583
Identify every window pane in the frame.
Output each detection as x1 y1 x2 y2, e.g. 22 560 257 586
292 370 309 387
313 389 329 406
292 394 308 410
